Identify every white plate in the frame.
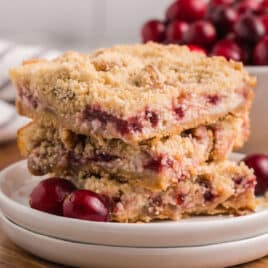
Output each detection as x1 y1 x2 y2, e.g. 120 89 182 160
1 154 268 248
1 213 268 268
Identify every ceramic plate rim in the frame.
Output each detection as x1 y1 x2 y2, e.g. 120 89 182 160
2 212 268 268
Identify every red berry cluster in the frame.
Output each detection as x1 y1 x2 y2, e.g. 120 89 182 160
30 178 109 222
141 0 268 65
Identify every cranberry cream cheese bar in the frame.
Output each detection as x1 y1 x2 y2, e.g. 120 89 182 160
11 42 257 223
18 114 248 190
76 161 256 222
10 42 255 143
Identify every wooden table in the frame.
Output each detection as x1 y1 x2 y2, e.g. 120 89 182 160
0 141 267 268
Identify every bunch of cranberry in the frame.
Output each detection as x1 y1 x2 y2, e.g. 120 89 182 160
141 0 268 65
30 178 109 222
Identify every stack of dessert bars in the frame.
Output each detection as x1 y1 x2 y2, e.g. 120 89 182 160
10 43 257 223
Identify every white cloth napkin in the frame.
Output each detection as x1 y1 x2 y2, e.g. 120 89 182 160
0 40 60 142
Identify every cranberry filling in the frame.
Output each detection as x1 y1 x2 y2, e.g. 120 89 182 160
203 191 214 202
242 87 250 100
174 106 185 120
197 177 215 202
18 87 39 109
144 155 174 173
83 106 143 135
206 94 221 105
145 110 159 127
151 196 162 207
24 94 38 108
128 116 143 133
177 194 185 205
144 157 163 172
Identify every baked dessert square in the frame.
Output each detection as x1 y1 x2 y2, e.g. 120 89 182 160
18 113 249 190
10 42 255 144
74 161 256 222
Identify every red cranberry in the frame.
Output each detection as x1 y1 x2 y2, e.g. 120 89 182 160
63 189 109 222
141 20 165 43
184 20 216 47
211 39 243 61
166 0 207 22
253 36 268 65
234 14 265 43
261 15 268 33
188 44 207 54
259 0 268 14
225 32 236 40
235 0 260 14
242 154 268 195
209 0 234 6
166 20 189 43
208 6 238 36
30 178 77 216
239 43 252 64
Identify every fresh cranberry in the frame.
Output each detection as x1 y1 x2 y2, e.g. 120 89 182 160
253 36 268 65
141 20 165 43
188 44 207 54
235 0 260 14
234 14 265 43
166 20 189 43
225 32 236 40
184 20 216 47
239 43 252 64
209 0 234 6
63 190 109 221
166 0 207 22
30 178 77 216
208 6 238 36
242 154 268 195
261 15 268 33
259 0 268 14
211 39 243 61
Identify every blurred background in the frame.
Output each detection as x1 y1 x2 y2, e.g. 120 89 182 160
0 0 170 51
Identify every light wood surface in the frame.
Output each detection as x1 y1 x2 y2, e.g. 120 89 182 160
0 141 267 268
